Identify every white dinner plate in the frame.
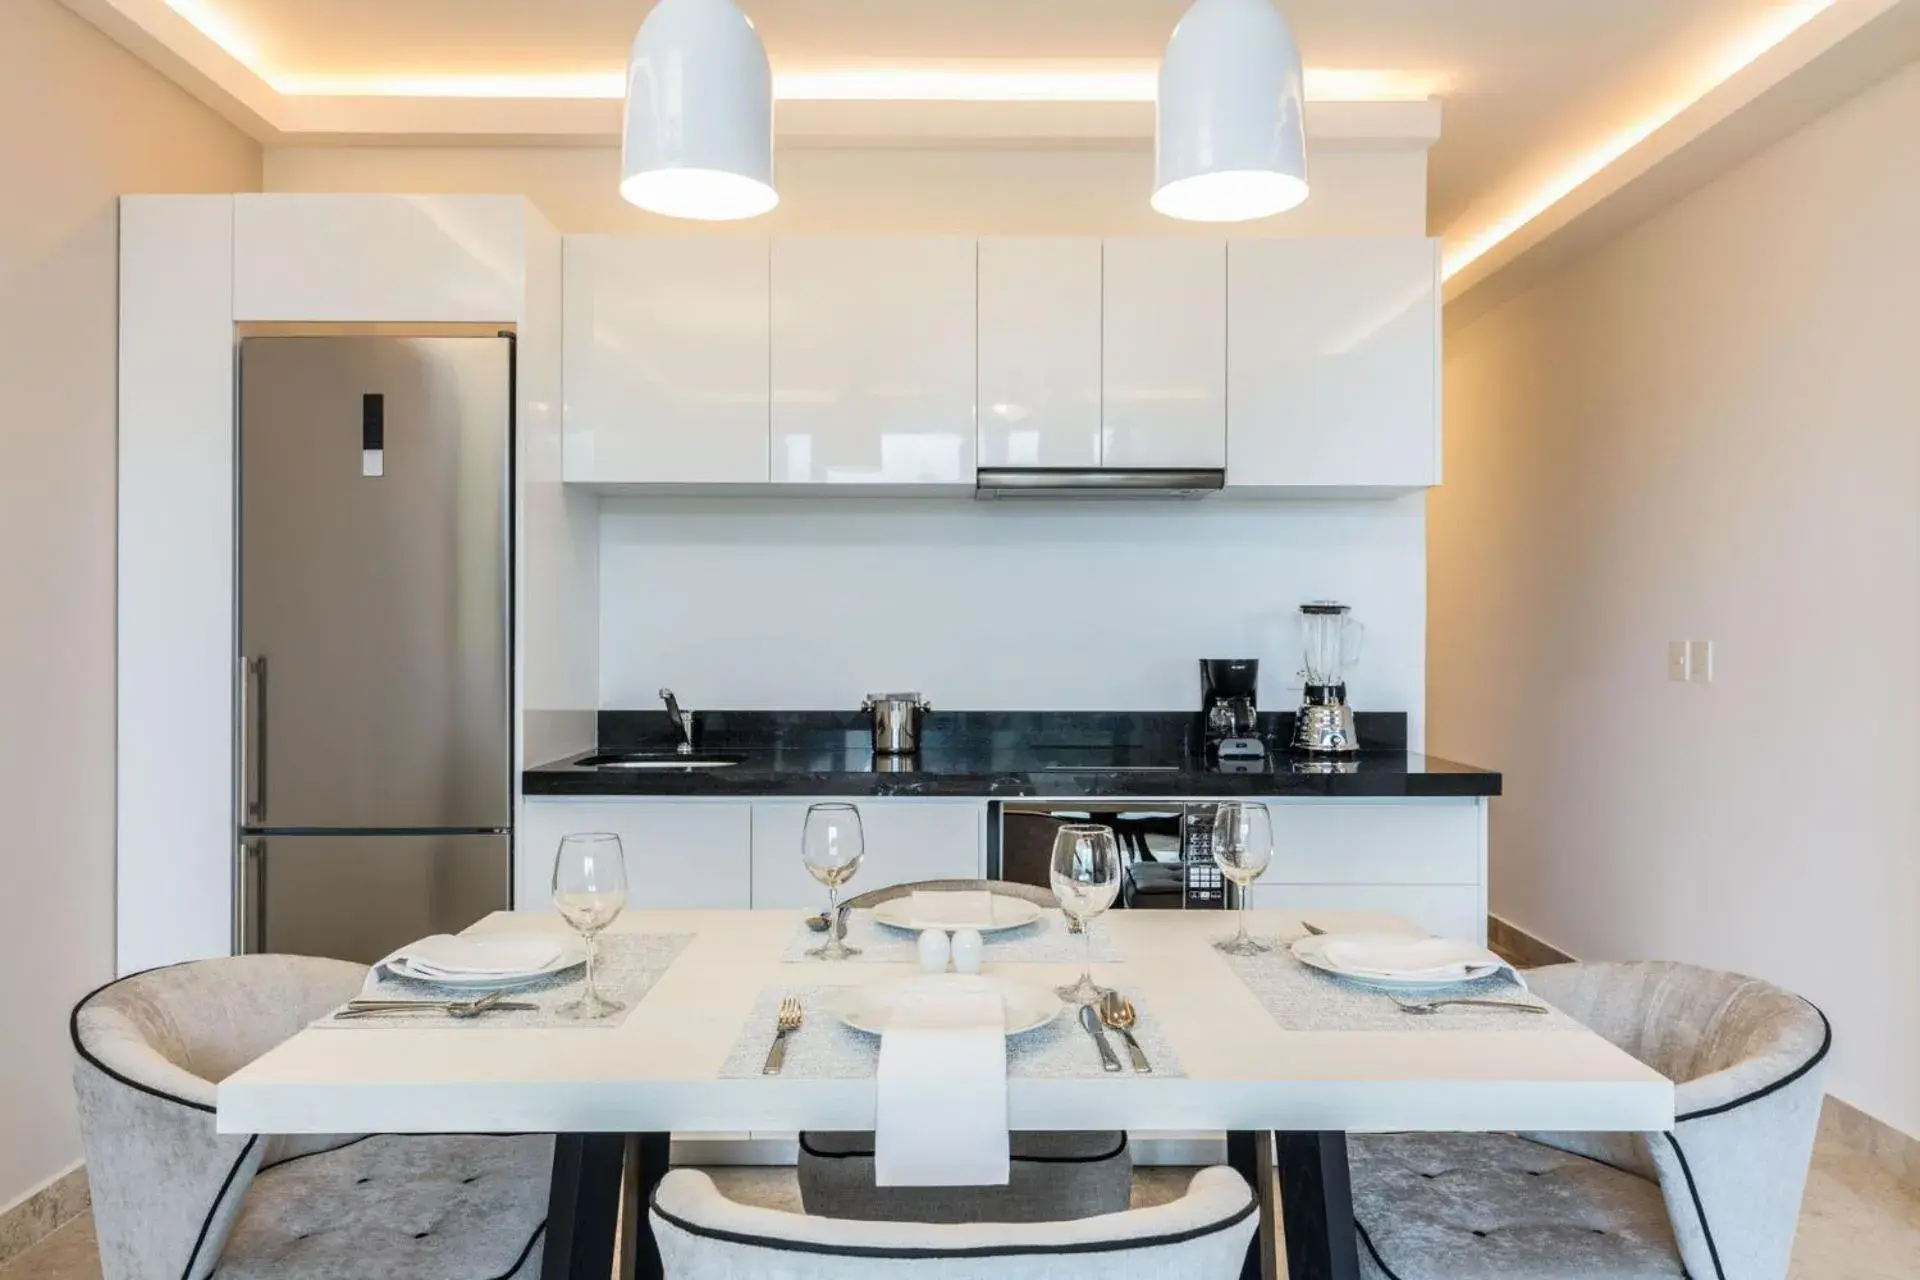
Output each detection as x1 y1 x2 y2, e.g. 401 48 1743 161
869 896 1045 934
378 938 586 991
1290 934 1506 992
833 974 1064 1037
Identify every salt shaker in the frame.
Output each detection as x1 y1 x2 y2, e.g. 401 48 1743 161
950 928 985 975
917 929 952 974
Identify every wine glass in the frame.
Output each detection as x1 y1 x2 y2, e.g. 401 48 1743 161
803 803 865 960
551 832 629 1020
1049 824 1121 1004
1211 802 1274 956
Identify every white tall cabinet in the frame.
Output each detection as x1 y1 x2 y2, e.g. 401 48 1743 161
563 237 771 485
1227 237 1441 488
976 238 1103 469
1101 238 1227 469
771 237 978 485
118 194 587 975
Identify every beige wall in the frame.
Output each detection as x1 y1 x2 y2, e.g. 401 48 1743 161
1432 62 1920 1138
0 0 260 1214
264 144 1428 237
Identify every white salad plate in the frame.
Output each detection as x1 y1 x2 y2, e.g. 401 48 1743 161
377 937 586 992
869 896 1045 934
833 974 1064 1037
1290 933 1507 992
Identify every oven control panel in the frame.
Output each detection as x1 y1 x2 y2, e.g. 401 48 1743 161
1180 810 1228 909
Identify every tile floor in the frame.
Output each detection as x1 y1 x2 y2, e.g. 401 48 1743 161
4 1132 1913 1279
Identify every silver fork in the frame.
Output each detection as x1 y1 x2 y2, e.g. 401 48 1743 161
761 998 804 1074
1392 996 1549 1016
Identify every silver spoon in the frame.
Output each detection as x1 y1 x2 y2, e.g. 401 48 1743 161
336 991 531 1019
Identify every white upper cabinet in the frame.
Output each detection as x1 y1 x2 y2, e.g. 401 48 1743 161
771 238 977 485
977 238 1102 470
563 236 771 485
1100 238 1227 469
1227 237 1440 488
232 195 525 323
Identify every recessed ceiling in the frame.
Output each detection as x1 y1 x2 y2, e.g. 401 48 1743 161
71 0 1886 291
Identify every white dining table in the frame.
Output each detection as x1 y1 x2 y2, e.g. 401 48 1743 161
219 907 1672 1280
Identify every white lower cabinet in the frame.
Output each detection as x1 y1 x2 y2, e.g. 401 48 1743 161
751 801 986 909
515 797 1482 941
516 800 752 911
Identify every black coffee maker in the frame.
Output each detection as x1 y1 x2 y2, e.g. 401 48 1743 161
1200 659 1265 761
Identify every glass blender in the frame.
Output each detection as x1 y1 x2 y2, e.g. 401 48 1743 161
1291 602 1365 754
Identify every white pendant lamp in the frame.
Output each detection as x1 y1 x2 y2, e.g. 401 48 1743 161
1154 0 1309 222
621 0 778 221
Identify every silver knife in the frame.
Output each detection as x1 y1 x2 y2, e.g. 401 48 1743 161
1078 1004 1123 1073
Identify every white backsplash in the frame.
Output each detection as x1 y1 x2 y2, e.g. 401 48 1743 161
599 495 1427 746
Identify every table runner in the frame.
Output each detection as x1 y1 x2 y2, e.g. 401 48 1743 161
719 983 1185 1079
1220 936 1586 1033
780 908 1122 964
316 932 694 1030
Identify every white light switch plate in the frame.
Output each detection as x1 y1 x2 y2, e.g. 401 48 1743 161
1688 640 1713 683
1668 641 1691 682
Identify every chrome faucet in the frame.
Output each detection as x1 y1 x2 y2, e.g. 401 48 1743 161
659 688 695 755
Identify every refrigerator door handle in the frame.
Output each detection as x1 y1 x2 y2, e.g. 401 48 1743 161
236 838 266 955
239 656 267 824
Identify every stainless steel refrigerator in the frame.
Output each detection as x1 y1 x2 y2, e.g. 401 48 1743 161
236 332 514 964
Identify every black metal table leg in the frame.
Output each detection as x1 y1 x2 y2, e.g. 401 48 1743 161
1225 1130 1270 1280
623 1132 672 1280
1275 1130 1360 1280
542 1134 626 1280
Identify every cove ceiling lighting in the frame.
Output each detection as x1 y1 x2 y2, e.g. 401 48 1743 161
621 0 778 221
1154 0 1309 222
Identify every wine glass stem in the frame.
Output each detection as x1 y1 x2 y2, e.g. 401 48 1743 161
582 931 599 1004
1237 894 1251 947
827 884 840 944
1082 926 1094 991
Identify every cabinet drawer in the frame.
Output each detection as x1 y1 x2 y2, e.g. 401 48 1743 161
1247 883 1485 945
517 800 752 911
1267 800 1480 885
751 801 985 909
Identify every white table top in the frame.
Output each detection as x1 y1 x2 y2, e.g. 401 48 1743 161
217 908 1673 1136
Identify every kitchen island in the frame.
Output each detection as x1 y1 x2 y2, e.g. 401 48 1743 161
520 712 1498 943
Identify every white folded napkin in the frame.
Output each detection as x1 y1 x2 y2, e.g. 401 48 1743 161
386 934 565 978
905 890 998 928
1317 934 1510 982
874 980 1011 1187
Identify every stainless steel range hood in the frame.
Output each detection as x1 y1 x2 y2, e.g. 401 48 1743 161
975 468 1226 499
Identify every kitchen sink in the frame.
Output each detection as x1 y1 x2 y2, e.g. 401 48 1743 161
579 752 745 770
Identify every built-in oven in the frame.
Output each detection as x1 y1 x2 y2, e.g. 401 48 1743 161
988 802 1234 910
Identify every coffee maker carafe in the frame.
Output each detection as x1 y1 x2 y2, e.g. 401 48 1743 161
1292 603 1365 754
1200 659 1264 761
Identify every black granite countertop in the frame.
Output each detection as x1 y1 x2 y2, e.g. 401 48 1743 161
523 711 1501 800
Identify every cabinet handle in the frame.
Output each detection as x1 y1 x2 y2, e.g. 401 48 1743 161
236 839 266 954
239 657 267 824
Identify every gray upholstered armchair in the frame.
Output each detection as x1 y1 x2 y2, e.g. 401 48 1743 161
1351 961 1831 1280
71 955 553 1280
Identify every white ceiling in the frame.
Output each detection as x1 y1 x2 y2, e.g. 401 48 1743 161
179 0 1806 232
69 0 1910 291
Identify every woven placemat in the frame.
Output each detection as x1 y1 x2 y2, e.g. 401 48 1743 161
316 932 694 1030
1221 937 1584 1032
